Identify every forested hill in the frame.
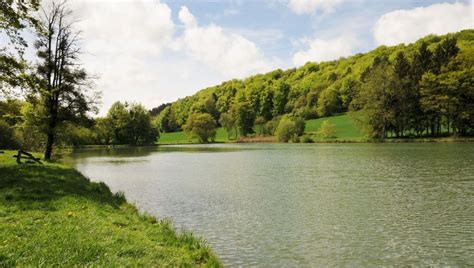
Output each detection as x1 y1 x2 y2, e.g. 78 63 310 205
154 30 474 138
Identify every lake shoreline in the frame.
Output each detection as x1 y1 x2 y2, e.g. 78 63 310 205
155 136 474 146
0 150 221 266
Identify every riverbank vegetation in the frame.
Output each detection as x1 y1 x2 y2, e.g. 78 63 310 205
0 151 220 266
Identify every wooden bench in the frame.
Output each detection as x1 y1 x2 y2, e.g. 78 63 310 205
13 150 43 164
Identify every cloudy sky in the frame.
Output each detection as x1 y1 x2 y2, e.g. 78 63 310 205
35 0 474 114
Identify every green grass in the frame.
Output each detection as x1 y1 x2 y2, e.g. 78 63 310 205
304 114 366 141
158 113 366 144
158 128 232 145
0 151 220 267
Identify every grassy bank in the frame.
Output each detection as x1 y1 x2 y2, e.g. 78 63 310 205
303 114 366 142
158 127 232 144
0 151 220 266
158 114 365 144
158 114 474 144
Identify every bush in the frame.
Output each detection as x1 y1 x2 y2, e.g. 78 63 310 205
294 117 305 136
318 120 336 138
183 113 217 143
275 118 296 142
301 135 313 143
61 124 96 146
265 116 282 135
254 116 267 135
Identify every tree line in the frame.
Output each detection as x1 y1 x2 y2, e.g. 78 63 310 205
352 37 473 138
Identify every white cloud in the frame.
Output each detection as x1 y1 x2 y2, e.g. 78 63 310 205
292 36 356 66
178 6 197 28
65 0 178 113
374 2 473 46
176 6 272 78
45 1 277 114
287 0 344 15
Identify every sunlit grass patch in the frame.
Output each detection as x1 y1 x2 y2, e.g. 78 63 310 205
0 151 220 266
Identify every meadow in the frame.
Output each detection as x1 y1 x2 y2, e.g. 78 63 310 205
0 151 220 267
158 114 366 144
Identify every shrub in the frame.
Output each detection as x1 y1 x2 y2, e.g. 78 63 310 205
265 116 282 135
183 113 216 143
294 117 306 136
301 135 313 143
254 116 267 135
275 118 296 142
318 120 336 138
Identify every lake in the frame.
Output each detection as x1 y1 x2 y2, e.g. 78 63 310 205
66 143 474 266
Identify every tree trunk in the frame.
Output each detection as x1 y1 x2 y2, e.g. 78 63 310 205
44 132 54 160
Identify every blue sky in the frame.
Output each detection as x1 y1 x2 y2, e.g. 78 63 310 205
8 0 472 114
165 0 450 58
166 0 470 59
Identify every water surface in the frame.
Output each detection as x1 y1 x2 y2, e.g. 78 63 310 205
67 143 474 266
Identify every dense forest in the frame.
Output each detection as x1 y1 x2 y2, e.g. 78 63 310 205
153 30 474 139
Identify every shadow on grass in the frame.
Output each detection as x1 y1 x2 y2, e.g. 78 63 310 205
0 164 126 210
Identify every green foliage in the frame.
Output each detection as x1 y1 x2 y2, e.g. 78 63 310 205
274 116 305 142
351 35 472 138
126 104 159 145
301 135 313 143
0 120 20 149
231 101 256 136
275 118 296 142
305 114 365 141
155 106 178 133
351 59 400 138
318 120 336 138
183 113 217 143
22 2 99 159
294 117 306 136
254 116 267 135
103 102 159 145
94 118 114 145
151 30 474 140
219 112 237 139
0 151 221 266
317 86 340 117
60 123 96 147
264 116 282 136
1 1 40 93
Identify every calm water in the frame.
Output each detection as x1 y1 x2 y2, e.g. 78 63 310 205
67 143 474 266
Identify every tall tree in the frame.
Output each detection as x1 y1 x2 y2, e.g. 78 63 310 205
124 103 158 145
219 112 236 139
32 1 97 159
392 51 413 137
183 112 216 143
231 101 256 136
351 60 399 138
272 81 290 116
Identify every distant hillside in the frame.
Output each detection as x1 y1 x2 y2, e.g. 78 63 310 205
153 30 474 137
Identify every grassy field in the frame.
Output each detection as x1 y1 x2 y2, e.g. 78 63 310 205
0 151 220 266
304 114 366 141
158 127 232 144
158 114 366 144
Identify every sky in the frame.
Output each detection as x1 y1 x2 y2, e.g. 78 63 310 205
7 0 474 114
